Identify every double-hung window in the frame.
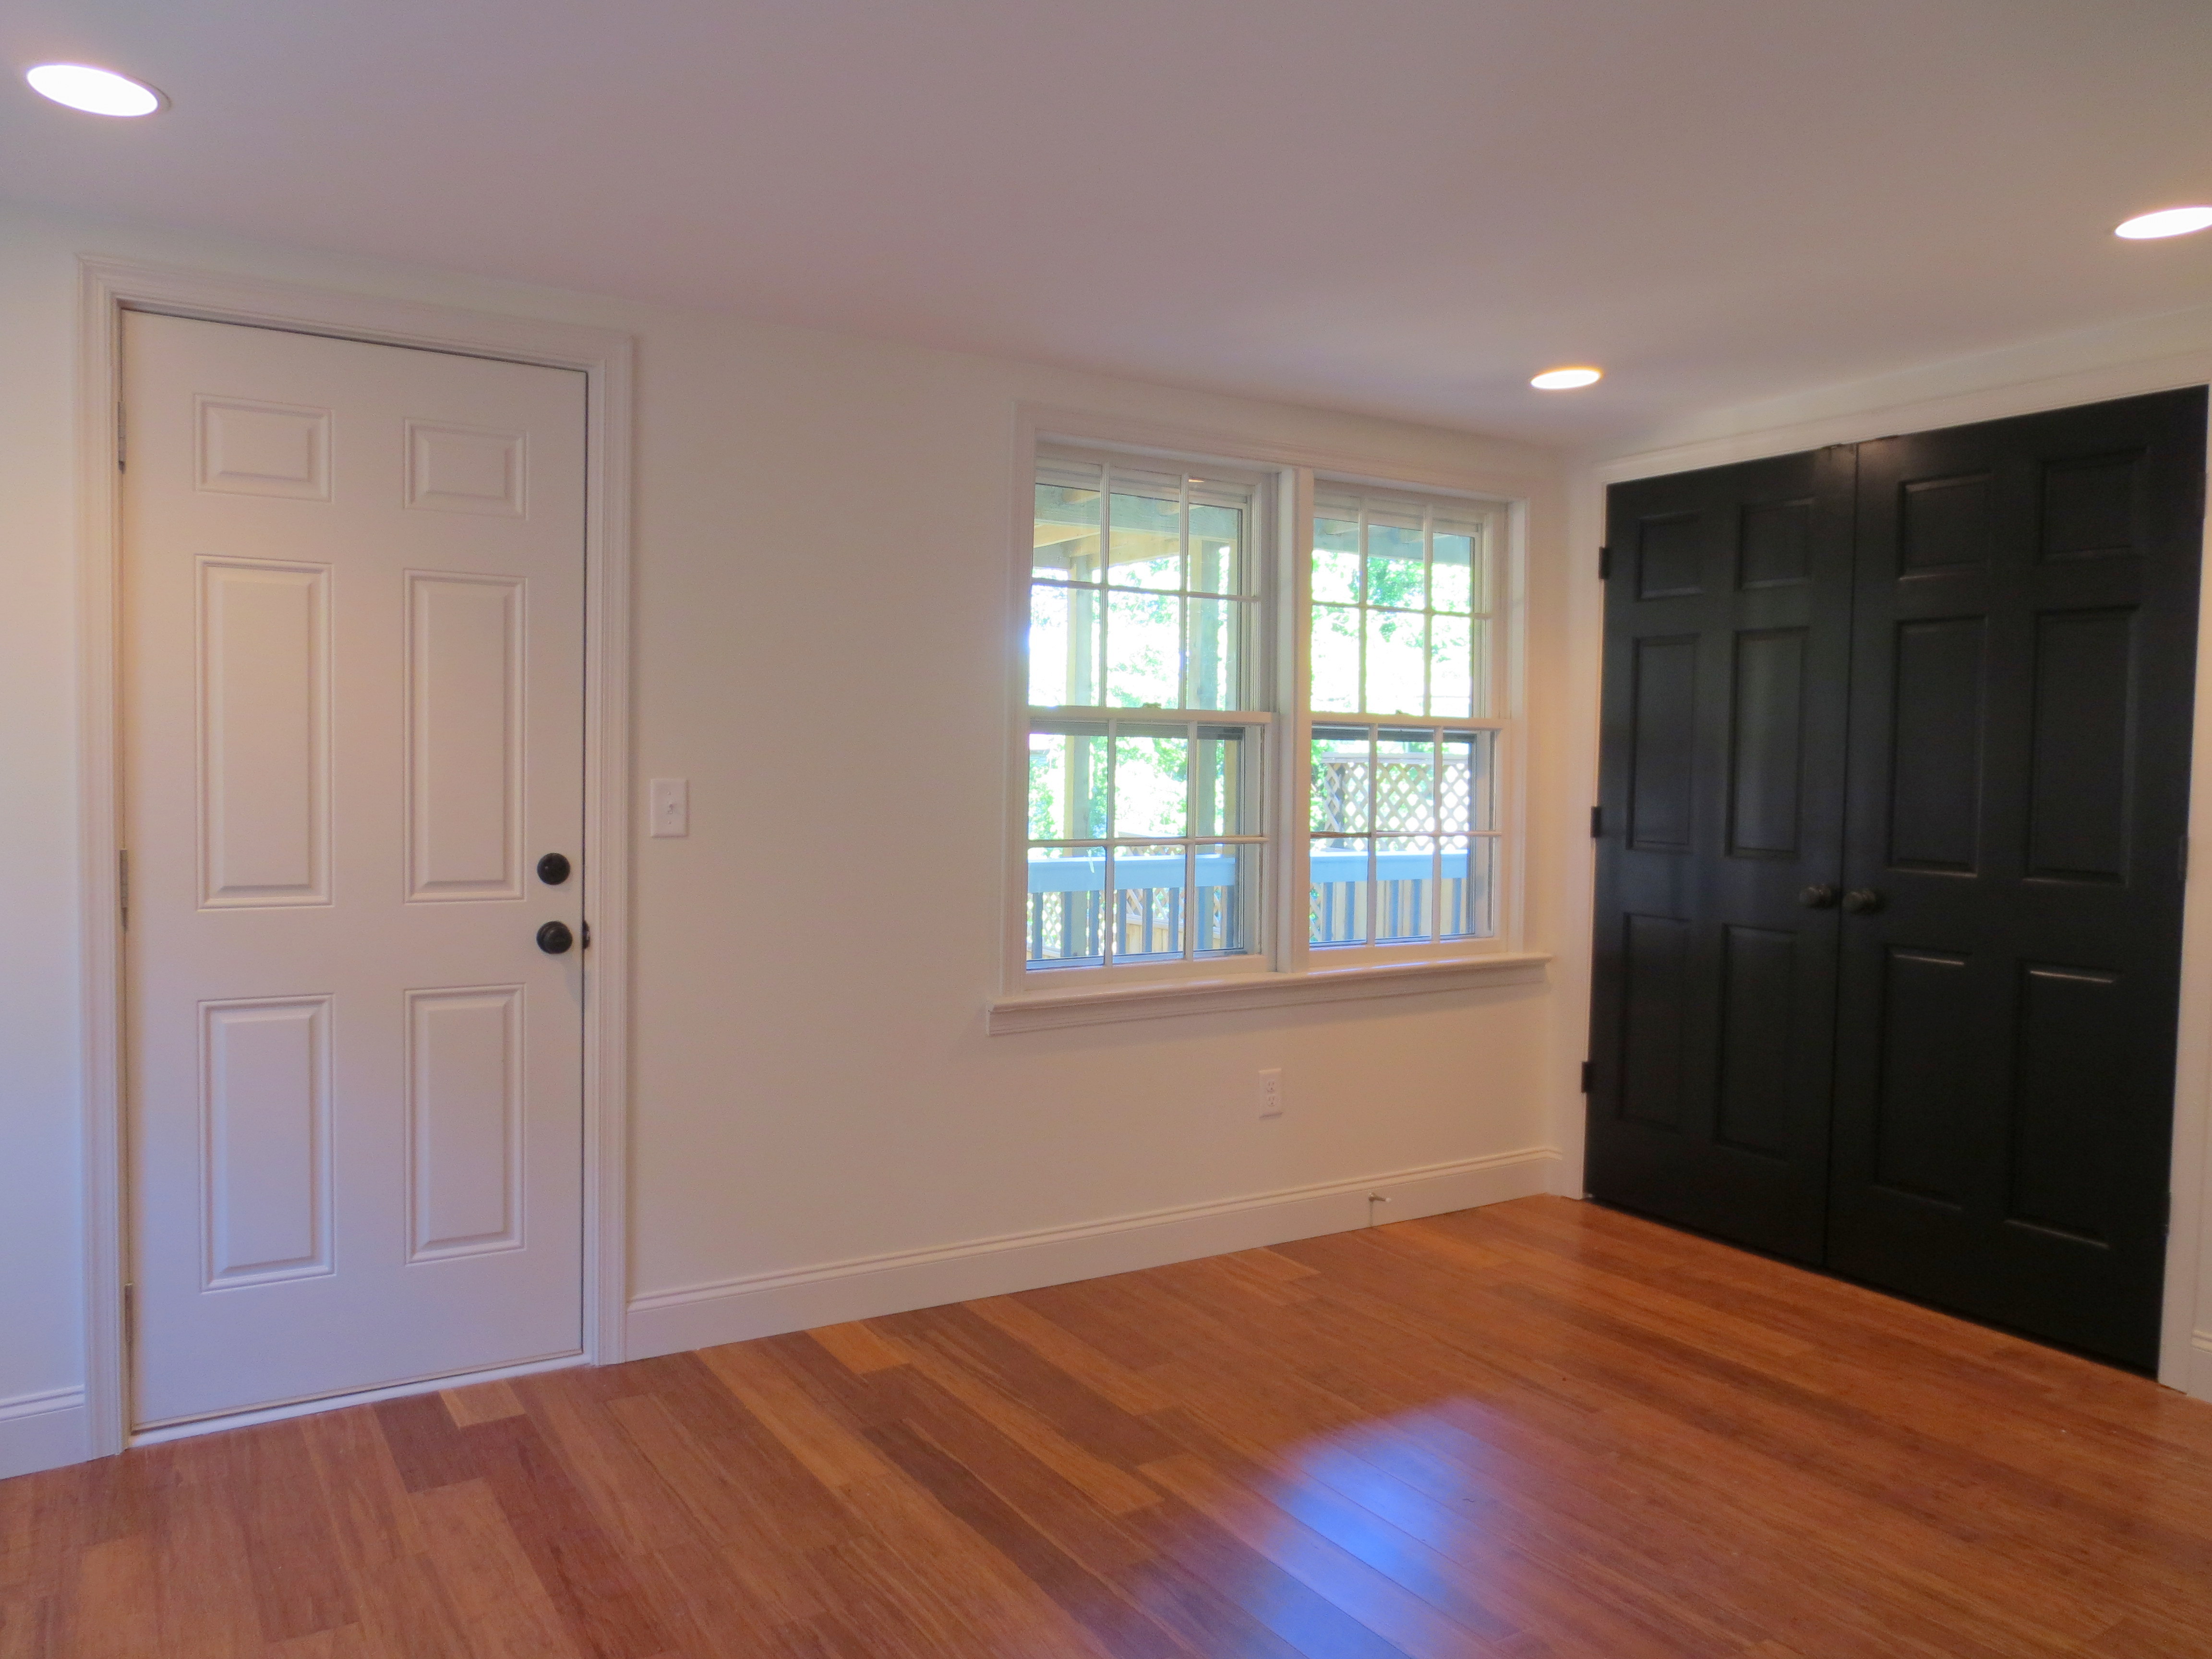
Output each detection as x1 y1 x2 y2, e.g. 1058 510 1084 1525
1306 486 1505 956
1015 442 1515 999
1025 451 1269 973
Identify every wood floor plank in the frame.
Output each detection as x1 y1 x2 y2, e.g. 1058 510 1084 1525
9 1197 2212 1657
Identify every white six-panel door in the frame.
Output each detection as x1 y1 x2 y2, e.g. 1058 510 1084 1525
123 313 586 1428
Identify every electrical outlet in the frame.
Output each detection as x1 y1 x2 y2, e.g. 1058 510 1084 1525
649 778 689 838
1257 1068 1284 1118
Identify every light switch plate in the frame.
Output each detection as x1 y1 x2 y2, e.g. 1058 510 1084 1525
649 778 689 838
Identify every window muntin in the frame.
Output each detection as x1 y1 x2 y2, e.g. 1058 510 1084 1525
1027 451 1269 973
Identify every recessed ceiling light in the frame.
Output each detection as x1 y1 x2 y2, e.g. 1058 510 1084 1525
1530 366 1603 390
2115 206 2212 240
25 63 165 117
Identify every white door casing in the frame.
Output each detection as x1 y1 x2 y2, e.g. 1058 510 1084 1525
123 313 587 1428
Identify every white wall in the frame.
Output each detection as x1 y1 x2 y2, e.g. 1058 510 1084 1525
1564 299 2212 1401
0 199 1579 1476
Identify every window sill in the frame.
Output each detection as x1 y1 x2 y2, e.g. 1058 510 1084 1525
986 952 1551 1034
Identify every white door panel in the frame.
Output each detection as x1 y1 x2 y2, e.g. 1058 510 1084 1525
124 313 586 1428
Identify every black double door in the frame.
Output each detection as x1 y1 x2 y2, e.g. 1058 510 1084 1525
1587 388 2205 1371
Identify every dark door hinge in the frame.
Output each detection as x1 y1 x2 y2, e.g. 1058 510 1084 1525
1579 1060 1593 1094
117 403 126 472
1590 805 1603 839
580 920 592 950
1598 545 1611 581
119 849 129 930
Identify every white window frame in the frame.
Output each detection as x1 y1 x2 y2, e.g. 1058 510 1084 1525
992 410 1547 1033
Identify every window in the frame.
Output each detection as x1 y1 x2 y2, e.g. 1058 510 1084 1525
1307 486 1505 954
1015 444 1514 993
1026 454 1268 972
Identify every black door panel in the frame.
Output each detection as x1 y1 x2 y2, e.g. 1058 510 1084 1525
1588 387 2204 1370
1587 446 1857 1264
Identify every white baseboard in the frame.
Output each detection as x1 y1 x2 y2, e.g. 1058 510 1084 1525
2188 1334 2212 1404
625 1147 1558 1359
0 1389 90 1481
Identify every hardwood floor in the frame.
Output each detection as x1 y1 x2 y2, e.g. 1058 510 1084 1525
8 1196 2212 1657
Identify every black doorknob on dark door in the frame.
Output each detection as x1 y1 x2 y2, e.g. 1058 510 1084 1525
1798 884 1839 909
536 920 575 954
1841 889 1885 914
537 852 571 885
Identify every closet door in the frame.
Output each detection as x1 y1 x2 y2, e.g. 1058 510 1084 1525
1827 389 2204 1370
1587 447 1856 1261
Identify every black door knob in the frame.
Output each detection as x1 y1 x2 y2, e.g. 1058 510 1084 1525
537 852 571 886
1798 883 1839 909
536 920 575 954
1841 888 1885 914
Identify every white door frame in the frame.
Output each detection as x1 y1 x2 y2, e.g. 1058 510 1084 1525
76 256 635 1456
1561 353 2212 1400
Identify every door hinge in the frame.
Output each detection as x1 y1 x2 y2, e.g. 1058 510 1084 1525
123 1282 136 1350
1590 805 1603 839
116 402 126 472
1598 545 1612 581
580 920 592 950
1579 1060 1593 1094
118 849 129 930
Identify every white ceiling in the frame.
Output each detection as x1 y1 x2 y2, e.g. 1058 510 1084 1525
9 0 2212 445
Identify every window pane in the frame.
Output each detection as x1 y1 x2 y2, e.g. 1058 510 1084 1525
1374 732 1438 833
1106 589 1181 707
1028 725 1108 840
1034 475 1102 581
1113 727 1189 838
1029 582 1101 707
1187 597 1242 710
1366 517 1424 610
1440 836 1496 939
1026 846 1106 968
1310 603 1361 712
1309 835 1368 946
1193 726 1255 838
1310 729 1371 832
1432 530 1476 614
1109 491 1182 590
1313 516 1361 603
1113 844 1186 961
1364 610 1426 715
1429 613 1473 718
1442 729 1495 833
1195 842 1259 956
1190 503 1243 595
1375 836 1436 941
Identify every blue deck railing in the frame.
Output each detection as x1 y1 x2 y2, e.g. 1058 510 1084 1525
1026 848 1477 964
